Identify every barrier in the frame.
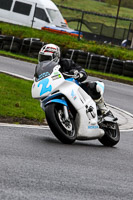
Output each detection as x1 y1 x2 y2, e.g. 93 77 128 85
20 38 45 57
1 36 22 52
0 35 5 49
0 35 133 78
110 59 124 75
0 35 45 57
66 49 133 78
123 61 133 77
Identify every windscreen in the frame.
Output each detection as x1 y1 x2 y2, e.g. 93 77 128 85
46 8 67 27
35 61 57 81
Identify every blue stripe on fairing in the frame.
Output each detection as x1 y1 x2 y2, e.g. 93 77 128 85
46 99 68 106
41 92 62 105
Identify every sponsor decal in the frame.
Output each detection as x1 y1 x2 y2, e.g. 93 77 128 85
53 72 60 75
88 125 99 129
52 74 61 80
71 89 77 100
37 72 50 81
52 72 61 80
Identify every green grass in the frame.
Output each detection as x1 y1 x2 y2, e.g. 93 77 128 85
53 0 133 17
0 22 78 48
53 0 133 28
86 69 133 83
0 50 37 63
0 73 45 122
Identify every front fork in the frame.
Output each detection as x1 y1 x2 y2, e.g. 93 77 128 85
63 105 69 120
61 96 69 121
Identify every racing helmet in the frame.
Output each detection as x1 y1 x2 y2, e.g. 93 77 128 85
38 44 60 63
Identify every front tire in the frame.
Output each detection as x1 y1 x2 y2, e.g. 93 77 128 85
99 122 120 147
45 103 77 144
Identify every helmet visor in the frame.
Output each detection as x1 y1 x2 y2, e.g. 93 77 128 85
38 54 52 62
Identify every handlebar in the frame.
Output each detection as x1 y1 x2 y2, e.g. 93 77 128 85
62 72 79 79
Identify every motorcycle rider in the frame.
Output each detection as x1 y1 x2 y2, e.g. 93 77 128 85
36 43 113 118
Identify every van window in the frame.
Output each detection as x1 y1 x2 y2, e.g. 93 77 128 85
13 1 32 16
0 0 13 10
35 7 50 23
46 9 63 23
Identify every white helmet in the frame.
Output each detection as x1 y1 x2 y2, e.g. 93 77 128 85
38 44 60 63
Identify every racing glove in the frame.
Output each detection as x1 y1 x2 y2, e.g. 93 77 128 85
69 69 83 80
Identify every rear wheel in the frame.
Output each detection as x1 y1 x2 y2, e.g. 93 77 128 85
98 122 120 147
45 103 77 144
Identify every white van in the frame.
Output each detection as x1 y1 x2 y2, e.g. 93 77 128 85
0 0 68 29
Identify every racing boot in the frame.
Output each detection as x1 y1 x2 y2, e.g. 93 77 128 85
95 97 114 118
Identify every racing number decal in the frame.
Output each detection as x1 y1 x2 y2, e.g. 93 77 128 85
38 78 52 96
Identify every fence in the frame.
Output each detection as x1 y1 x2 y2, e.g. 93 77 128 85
57 5 132 44
0 35 133 78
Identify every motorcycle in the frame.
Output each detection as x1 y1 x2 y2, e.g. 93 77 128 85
31 60 120 146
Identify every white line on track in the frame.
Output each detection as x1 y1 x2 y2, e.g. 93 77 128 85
0 70 33 81
121 129 133 132
0 122 133 132
0 123 50 130
108 104 133 118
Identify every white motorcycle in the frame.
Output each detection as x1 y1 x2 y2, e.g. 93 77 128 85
32 60 120 146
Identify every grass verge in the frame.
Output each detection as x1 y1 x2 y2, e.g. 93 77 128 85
1 22 133 61
86 69 133 85
0 50 37 64
0 73 46 125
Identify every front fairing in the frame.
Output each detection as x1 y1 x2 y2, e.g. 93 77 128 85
32 61 64 99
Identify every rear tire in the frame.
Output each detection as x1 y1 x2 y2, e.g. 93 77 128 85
99 122 120 147
45 103 77 144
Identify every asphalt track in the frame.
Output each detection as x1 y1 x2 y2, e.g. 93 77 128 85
0 123 133 200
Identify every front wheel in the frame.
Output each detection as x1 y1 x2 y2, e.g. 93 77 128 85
98 122 120 147
45 103 77 144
